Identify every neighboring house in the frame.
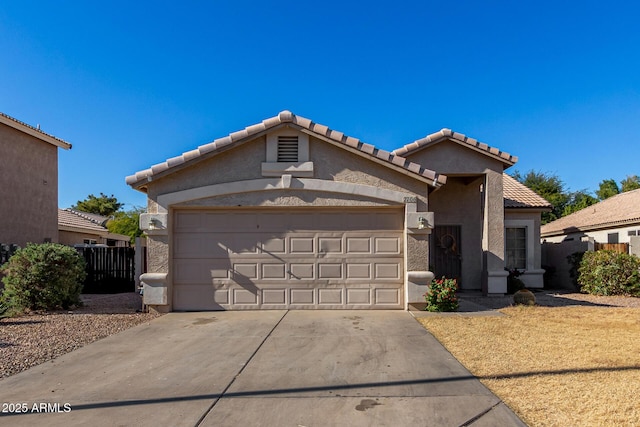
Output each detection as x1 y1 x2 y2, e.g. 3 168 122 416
127 111 549 311
0 112 71 247
58 208 130 247
541 188 640 245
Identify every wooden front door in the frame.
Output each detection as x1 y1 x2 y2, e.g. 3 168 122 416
430 225 462 283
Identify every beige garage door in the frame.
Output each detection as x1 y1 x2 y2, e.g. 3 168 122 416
172 208 404 310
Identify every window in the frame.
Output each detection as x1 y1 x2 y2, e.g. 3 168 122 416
505 227 527 269
83 239 97 245
628 230 637 237
608 233 619 244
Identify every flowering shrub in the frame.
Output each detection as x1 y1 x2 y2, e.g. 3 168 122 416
424 277 459 312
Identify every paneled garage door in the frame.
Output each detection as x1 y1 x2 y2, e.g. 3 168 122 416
172 209 404 310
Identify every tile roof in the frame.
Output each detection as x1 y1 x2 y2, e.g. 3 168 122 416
0 112 72 149
58 209 108 233
503 174 553 209
541 188 640 237
392 128 517 166
126 110 447 189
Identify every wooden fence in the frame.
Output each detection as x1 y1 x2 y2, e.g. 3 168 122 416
77 246 136 293
594 243 629 253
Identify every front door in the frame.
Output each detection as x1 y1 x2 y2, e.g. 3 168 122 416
430 225 462 283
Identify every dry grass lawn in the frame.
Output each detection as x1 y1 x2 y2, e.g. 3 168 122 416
418 306 640 427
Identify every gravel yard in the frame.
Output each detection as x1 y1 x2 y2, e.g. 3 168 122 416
0 293 162 378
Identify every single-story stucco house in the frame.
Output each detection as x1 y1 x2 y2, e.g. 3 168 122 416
541 188 640 245
127 111 550 311
58 208 130 247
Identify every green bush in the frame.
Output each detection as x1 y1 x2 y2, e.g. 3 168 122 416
567 251 585 290
424 277 459 312
1 243 86 314
577 250 640 296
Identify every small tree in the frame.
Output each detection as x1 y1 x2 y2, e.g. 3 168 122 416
512 170 568 224
621 175 640 193
563 190 598 216
1 243 86 314
72 193 123 217
596 179 620 200
107 207 144 244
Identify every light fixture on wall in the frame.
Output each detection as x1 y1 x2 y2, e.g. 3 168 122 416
418 217 427 230
149 218 160 230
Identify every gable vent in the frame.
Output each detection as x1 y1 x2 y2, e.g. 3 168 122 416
277 135 299 162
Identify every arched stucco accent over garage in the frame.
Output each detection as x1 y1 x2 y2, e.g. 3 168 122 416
156 177 421 211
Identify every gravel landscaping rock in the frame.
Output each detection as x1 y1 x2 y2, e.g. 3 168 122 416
0 293 162 378
461 289 640 310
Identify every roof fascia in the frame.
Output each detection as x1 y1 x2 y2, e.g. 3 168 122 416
130 120 446 190
394 133 516 168
296 126 444 188
0 114 72 149
542 218 640 237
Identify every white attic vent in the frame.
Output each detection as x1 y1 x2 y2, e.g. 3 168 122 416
262 130 313 177
277 135 299 162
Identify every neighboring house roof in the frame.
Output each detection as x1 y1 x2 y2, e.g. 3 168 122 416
503 174 553 210
58 209 108 233
541 188 640 237
126 110 448 190
58 209 129 241
392 128 517 167
65 209 110 227
0 112 72 149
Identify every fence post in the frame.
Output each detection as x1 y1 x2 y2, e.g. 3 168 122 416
134 237 147 290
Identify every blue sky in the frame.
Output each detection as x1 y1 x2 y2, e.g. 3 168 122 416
2 1 639 210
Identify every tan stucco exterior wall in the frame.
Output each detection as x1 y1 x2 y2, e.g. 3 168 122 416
403 140 508 293
146 135 428 210
428 176 484 289
0 124 59 247
59 230 103 246
140 131 435 309
505 210 543 268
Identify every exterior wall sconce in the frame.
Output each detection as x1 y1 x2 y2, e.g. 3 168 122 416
406 211 433 234
418 217 427 229
149 218 161 230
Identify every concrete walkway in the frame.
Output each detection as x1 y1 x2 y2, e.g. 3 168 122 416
0 311 525 426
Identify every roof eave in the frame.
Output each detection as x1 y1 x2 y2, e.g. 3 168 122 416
126 112 448 190
542 217 640 237
393 131 517 168
505 206 553 212
0 113 72 149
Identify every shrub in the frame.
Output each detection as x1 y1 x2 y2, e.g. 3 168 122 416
424 277 459 312
506 268 525 294
567 251 585 290
577 250 640 296
1 243 86 314
513 289 536 305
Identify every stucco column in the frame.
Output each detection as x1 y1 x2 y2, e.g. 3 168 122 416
405 196 435 306
482 170 507 294
139 206 171 312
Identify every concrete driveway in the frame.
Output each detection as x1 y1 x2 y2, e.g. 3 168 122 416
0 311 524 426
